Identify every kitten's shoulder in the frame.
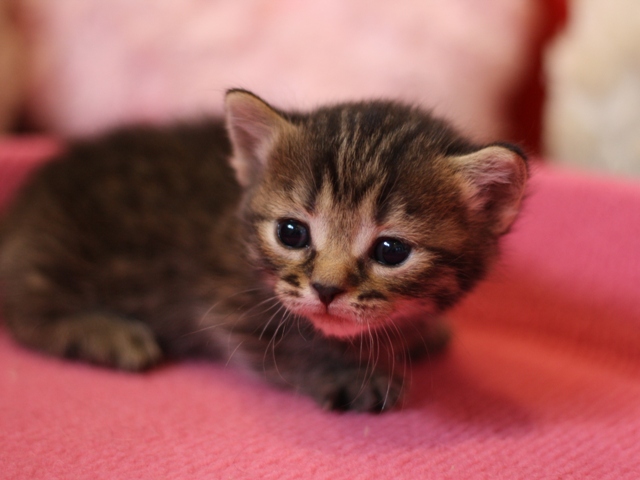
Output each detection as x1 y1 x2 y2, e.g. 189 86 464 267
2 117 239 234
65 118 231 165
21 118 232 189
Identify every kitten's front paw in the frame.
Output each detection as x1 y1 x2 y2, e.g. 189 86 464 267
60 314 162 371
316 368 403 413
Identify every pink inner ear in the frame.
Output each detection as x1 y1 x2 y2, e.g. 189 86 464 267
456 146 528 234
224 91 288 186
226 94 275 148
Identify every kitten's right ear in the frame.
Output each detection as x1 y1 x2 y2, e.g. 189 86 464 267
225 89 295 187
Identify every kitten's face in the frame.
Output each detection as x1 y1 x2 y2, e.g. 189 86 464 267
249 190 457 337
226 90 527 338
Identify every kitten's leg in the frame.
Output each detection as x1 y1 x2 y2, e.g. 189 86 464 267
9 313 162 371
310 318 452 411
297 353 404 413
225 327 403 412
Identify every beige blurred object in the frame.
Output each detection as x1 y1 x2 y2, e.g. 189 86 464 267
0 0 24 132
20 0 542 141
544 0 640 176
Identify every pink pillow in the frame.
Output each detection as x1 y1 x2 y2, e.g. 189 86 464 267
22 0 543 142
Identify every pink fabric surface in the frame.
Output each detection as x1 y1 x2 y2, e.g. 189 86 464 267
1 138 640 479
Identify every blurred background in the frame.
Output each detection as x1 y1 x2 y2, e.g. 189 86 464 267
1 0 638 177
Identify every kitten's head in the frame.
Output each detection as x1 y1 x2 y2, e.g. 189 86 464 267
225 89 528 338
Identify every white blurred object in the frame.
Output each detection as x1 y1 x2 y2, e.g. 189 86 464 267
20 0 542 141
544 0 640 176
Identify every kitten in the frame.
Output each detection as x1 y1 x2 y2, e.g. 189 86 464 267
0 90 528 412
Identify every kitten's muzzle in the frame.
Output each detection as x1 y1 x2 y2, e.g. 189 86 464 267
311 283 346 307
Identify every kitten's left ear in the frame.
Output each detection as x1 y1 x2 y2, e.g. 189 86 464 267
225 89 296 187
453 144 528 235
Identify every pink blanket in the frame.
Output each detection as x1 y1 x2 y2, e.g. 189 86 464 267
1 138 639 479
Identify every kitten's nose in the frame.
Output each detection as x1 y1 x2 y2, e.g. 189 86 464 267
311 283 345 306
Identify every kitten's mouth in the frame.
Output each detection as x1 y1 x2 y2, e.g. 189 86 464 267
307 312 367 338
281 296 371 337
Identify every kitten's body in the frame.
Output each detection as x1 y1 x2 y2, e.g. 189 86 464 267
0 91 527 411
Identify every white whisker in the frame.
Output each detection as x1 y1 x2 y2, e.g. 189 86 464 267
379 324 395 411
224 339 245 367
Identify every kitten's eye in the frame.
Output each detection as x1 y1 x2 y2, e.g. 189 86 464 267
373 238 411 266
277 219 310 249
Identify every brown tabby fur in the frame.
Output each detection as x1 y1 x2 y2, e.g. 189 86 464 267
0 90 527 412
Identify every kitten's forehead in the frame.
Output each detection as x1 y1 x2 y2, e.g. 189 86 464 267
254 100 475 247
310 179 381 256
300 104 427 220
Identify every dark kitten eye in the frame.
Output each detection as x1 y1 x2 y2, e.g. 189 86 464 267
373 238 411 266
277 219 310 249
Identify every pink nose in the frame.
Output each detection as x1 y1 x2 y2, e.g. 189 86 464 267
311 283 345 306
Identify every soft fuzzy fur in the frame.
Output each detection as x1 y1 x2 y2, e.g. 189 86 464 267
0 91 527 411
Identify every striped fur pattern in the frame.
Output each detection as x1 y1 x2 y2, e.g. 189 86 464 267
229 91 528 338
0 90 527 412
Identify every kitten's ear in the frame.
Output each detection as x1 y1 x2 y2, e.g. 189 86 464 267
225 89 295 187
453 144 528 235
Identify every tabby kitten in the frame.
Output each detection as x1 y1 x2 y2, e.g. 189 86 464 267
0 90 528 412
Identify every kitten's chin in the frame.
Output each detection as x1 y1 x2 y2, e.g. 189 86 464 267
307 313 367 338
